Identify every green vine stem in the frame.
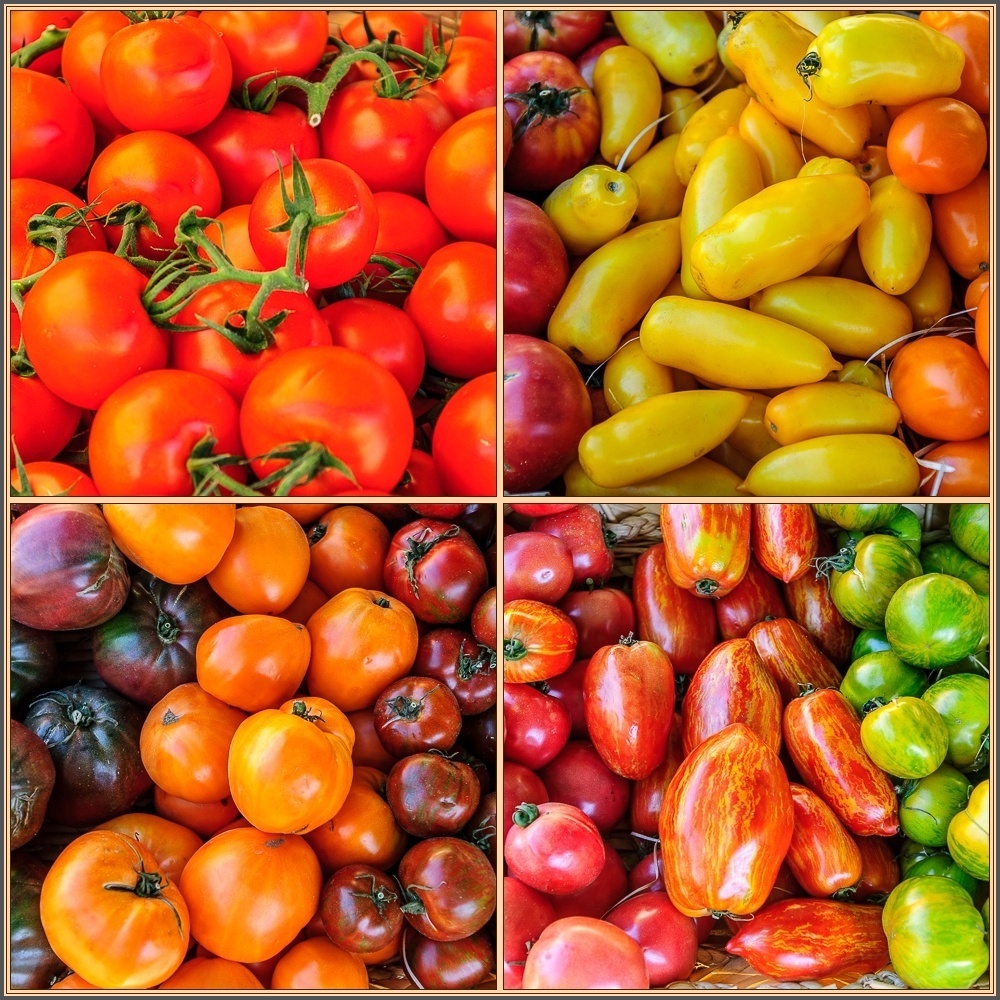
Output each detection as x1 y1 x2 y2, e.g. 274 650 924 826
10 26 69 68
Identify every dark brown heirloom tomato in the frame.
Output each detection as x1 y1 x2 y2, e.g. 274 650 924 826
405 928 496 989
319 863 404 956
383 519 488 625
715 556 788 641
10 853 68 989
397 837 497 942
91 572 231 708
464 791 497 870
10 621 58 717
374 676 463 757
23 684 151 827
10 719 56 850
386 753 481 838
785 783 863 898
531 504 614 589
452 503 497 551
471 587 497 649
10 504 130 630
751 504 819 583
412 628 497 716
748 618 843 705
460 709 497 769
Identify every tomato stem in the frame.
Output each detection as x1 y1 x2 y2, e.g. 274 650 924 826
504 638 528 662
511 802 540 828
694 579 720 597
505 82 589 144
385 695 424 722
457 645 497 680
402 523 461 593
10 26 69 68
248 440 360 496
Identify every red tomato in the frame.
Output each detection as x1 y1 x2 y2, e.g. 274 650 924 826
522 917 649 989
504 532 574 604
19 252 169 410
88 370 244 496
559 588 637 659
606 893 699 987
60 10 129 135
431 372 497 496
11 461 97 497
714 556 788 641
412 628 496 716
503 10 606 59
429 36 497 119
750 504 819 584
747 618 843 705
918 10 990 114
318 299 424 398
503 682 571 770
239 346 414 496
931 169 989 279
546 842 628 920
785 783 863 898
11 68 95 190
248 160 378 290
532 505 614 589
394 449 443 496
508 503 578 517
536 740 631 836
458 11 497 43
503 599 577 684
339 11 436 81
10 10 82 75
87 131 222 261
202 206 265 272
424 107 497 244
9 366 81 466
503 877 556 989
100 15 232 134
629 724 684 837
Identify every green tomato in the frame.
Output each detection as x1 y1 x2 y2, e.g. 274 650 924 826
813 503 902 531
882 876 989 989
884 574 986 669
898 765 972 846
840 650 928 716
875 505 922 555
860 696 949 779
903 853 980 897
921 674 989 771
898 838 946 876
851 628 892 660
921 541 990 596
947 780 989 881
933 652 989 680
974 596 989 653
829 534 923 630
949 503 989 566
982 898 989 933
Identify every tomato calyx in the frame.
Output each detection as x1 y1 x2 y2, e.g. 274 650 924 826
618 631 638 648
506 82 589 144
384 694 427 722
810 538 857 579
510 10 559 50
399 883 436 916
9 25 69 69
504 638 529 662
458 645 497 680
289 700 325 726
511 802 540 828
467 816 497 855
695 578 721 597
185 433 259 499
862 696 887 718
330 253 422 301
249 440 360 496
402 523 462 592
373 596 392 609
728 11 748 27
796 52 822 93
349 871 398 915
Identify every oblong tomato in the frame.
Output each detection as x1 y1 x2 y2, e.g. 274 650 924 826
748 618 843 705
785 783 863 897
751 504 820 583
659 503 751 598
715 556 788 641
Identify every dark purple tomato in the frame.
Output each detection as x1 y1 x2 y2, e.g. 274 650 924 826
558 588 636 658
10 852 68 989
406 928 495 989
412 628 497 716
319 863 404 957
10 719 56 850
374 676 463 757
10 621 58 717
386 753 481 838
460 708 497 769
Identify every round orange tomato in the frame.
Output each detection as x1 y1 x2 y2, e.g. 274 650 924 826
103 504 236 585
95 813 203 884
306 588 419 712
158 957 263 989
887 98 987 195
227 700 354 834
9 461 96 496
919 10 990 114
154 788 239 838
140 683 247 803
919 437 989 496
964 271 989 313
40 830 190 989
307 505 390 597
196 615 311 713
207 506 310 614
889 336 990 441
270 938 369 990
931 170 990 279
179 828 321 964
975 292 989 366
279 579 330 626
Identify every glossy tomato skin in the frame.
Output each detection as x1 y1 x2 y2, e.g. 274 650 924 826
504 531 574 604
629 720 685 836
471 587 497 649
374 677 462 757
852 835 900 901
503 599 577 683
502 762 549 842
785 783 863 897
660 504 751 598
9 367 81 468
546 841 628 920
660 723 794 917
783 688 899 837
428 36 497 119
558 588 636 659
751 504 819 583
412 628 496 716
541 658 588 738
503 877 556 989
715 556 788 641
606 892 699 986
503 10 606 59
10 853 68 989
432 371 497 496
532 505 615 589
10 622 59 717
503 682 571 770
386 754 480 838
536 740 632 835
406 930 495 990
584 639 675 779
747 618 844 705
10 720 55 850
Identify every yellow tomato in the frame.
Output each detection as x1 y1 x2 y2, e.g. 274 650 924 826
726 11 870 160
740 434 920 496
592 45 662 169
716 18 746 82
563 456 743 497
626 135 685 224
764 383 902 445
782 10 855 35
611 11 718 87
738 99 803 186
837 238 870 284
542 165 639 257
749 276 913 358
798 13 966 108
726 391 781 462
899 243 953 330
603 336 675 414
689 173 871 300
857 175 932 295
674 87 751 185
679 132 764 300
661 87 704 137
828 360 888 394
798 156 858 178
707 441 754 479
548 219 681 365
640 296 841 390
946 779 989 880
578 390 751 489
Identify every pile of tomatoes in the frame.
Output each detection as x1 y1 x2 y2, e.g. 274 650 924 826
502 10 990 498
11 10 497 499
10 501 497 989
501 501 990 989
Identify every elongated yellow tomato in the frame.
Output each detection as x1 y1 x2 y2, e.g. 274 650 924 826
603 335 675 414
796 157 859 274
727 12 870 159
828 360 887 394
899 244 953 330
716 18 745 82
782 10 855 35
592 45 662 169
626 135 685 224
548 219 681 365
738 99 803 186
640 297 841 390
564 456 743 497
741 434 920 496
765 383 901 445
661 87 704 136
542 166 639 257
611 11 718 87
749 276 913 358
680 132 764 300
858 176 932 295
690 174 871 300
674 87 751 185
707 441 754 479
726 391 780 463
798 14 966 108
578 390 751 489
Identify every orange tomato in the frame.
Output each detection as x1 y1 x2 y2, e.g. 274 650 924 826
154 788 239 838
887 98 987 195
207 506 310 614
179 827 322 965
918 10 990 114
50 973 98 989
158 957 264 989
306 588 419 712
889 336 990 441
304 766 409 875
919 437 989 496
264 502 338 525
975 292 989 366
270 938 369 990
196 615 311 713
964 271 989 313
227 699 354 834
307 505 390 597
345 707 399 771
103 504 236 585
931 170 989 279
40 830 190 989
852 145 891 185
95 813 203 884
141 683 247 803
280 578 330 626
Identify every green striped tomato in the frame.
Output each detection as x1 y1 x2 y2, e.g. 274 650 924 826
860 696 949 779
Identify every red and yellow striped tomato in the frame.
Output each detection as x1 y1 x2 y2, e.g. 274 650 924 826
785 784 863 897
751 504 819 584
747 617 842 705
659 503 751 598
503 599 577 684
